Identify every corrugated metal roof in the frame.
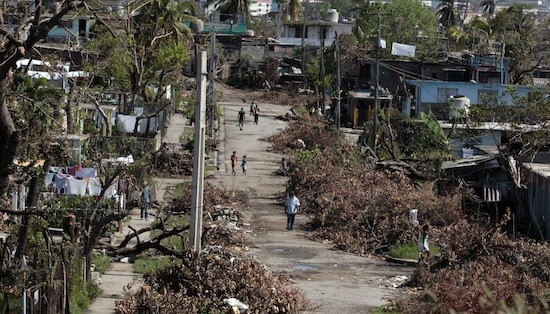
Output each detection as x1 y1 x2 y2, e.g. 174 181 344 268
441 155 498 170
524 163 550 178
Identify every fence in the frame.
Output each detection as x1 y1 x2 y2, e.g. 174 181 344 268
0 236 77 313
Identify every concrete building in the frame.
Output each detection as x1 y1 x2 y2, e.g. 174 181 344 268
250 0 272 16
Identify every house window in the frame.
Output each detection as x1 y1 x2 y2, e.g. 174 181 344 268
294 25 307 38
321 28 327 40
437 87 458 103
478 89 498 105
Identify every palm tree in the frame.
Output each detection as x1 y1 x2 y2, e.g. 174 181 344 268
219 0 251 21
133 0 198 44
130 0 198 103
468 17 497 54
288 0 301 21
437 0 459 28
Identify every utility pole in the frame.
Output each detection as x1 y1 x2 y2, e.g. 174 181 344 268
207 32 216 137
371 9 381 150
189 50 207 252
335 31 341 128
320 27 326 115
500 42 505 85
301 0 308 87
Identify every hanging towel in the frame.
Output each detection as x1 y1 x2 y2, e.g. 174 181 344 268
68 166 78 175
88 178 102 196
75 168 96 178
54 174 68 193
391 42 416 57
104 180 118 198
44 173 55 188
66 177 87 196
116 114 138 133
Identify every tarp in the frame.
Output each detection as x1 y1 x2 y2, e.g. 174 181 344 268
391 42 416 57
116 114 138 133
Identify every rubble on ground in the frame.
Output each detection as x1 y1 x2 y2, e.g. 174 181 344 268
115 247 308 313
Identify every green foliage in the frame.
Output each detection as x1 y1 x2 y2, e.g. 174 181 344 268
86 0 196 96
469 88 550 124
11 72 64 159
150 43 190 78
324 0 364 16
420 111 449 149
70 259 100 313
305 57 332 92
0 291 23 313
354 0 440 61
92 254 111 275
491 4 550 84
84 28 132 90
48 195 117 211
437 0 460 28
293 147 323 168
388 242 440 259
134 256 177 274
368 109 452 171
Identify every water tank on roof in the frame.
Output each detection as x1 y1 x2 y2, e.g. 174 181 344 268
325 9 339 23
448 95 470 119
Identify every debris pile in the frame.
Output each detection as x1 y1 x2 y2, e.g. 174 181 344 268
116 183 304 313
168 183 247 215
151 149 193 178
400 218 550 312
269 120 550 312
203 205 248 250
115 249 309 313
267 116 348 154
269 120 463 255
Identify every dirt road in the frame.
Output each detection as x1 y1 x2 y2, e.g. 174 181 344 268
214 101 413 313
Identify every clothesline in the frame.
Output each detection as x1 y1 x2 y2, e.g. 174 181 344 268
45 166 118 197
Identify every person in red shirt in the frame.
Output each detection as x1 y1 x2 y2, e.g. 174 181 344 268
230 151 237 175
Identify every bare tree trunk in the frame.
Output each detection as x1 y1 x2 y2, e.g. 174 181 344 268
0 76 18 198
65 81 76 134
14 159 50 259
14 177 37 259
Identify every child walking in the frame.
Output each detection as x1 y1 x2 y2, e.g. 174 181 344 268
230 151 237 175
241 155 247 175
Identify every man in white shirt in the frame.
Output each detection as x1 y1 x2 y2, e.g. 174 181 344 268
285 193 300 230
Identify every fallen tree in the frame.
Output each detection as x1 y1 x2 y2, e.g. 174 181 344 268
268 118 550 312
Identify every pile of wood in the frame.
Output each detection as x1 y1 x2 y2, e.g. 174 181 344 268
116 248 309 313
270 120 550 312
167 183 247 215
151 149 193 178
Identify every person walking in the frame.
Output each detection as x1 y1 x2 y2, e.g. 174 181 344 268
285 193 300 230
418 223 430 260
249 102 254 117
230 151 238 175
237 108 246 130
241 155 247 175
141 185 151 220
253 104 260 125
